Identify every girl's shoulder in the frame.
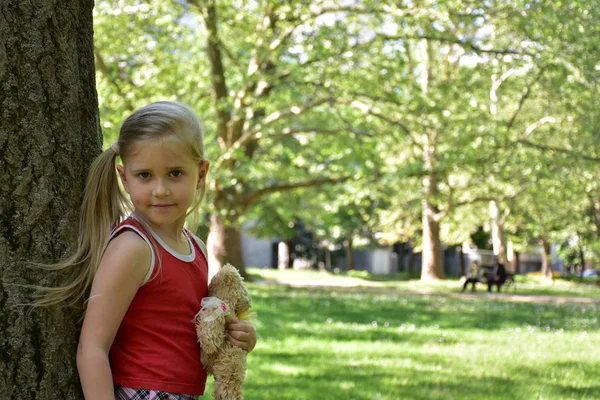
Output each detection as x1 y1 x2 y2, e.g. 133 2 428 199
99 230 153 288
108 218 155 284
106 230 152 264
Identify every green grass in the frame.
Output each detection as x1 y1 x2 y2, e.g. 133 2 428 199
199 269 600 400
249 267 600 299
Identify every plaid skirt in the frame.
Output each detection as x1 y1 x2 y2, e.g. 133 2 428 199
115 386 198 400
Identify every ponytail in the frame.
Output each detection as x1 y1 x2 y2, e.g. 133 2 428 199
34 146 130 307
35 101 206 307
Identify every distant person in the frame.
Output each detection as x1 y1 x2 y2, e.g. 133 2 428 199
461 261 481 292
35 102 256 399
487 259 507 292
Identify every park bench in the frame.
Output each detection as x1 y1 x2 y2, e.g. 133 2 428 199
462 267 516 292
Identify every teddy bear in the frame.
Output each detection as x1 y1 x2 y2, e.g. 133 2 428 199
195 263 253 400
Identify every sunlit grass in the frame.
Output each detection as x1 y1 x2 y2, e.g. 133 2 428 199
248 267 600 299
199 273 600 399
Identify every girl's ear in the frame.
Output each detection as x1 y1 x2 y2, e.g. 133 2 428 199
117 165 130 193
197 160 210 190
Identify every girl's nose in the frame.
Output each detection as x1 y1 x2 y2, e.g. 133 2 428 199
152 180 170 197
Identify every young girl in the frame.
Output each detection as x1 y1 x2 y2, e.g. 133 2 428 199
42 102 255 399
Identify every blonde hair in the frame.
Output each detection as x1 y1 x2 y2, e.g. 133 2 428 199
36 101 206 307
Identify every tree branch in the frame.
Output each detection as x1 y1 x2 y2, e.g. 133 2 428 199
191 0 231 148
212 34 245 76
266 5 386 56
242 175 352 210
516 139 600 161
214 97 334 169
506 67 546 131
93 48 135 112
341 98 422 151
276 127 371 137
521 116 561 138
379 33 523 56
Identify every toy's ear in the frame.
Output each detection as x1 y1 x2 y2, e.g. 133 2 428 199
211 264 244 290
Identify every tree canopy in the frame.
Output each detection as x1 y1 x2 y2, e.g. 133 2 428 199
93 0 600 278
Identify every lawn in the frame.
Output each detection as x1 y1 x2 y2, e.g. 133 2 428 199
249 267 600 299
202 269 600 400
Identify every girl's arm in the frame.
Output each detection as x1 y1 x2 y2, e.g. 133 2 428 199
77 231 151 400
225 319 257 352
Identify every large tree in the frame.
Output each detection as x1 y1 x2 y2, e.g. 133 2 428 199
485 0 600 273
331 1 519 279
0 1 99 398
93 0 379 276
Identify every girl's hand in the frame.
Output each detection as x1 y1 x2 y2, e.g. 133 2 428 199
226 319 256 352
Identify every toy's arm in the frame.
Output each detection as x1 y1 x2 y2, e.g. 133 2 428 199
196 316 228 355
200 322 225 354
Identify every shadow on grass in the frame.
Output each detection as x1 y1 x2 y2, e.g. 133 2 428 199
251 284 598 334
503 362 600 400
243 347 600 400
239 346 600 400
232 284 600 400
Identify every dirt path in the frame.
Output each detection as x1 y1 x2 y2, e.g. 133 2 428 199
256 279 600 304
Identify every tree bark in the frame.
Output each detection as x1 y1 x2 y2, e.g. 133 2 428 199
277 241 291 269
420 129 444 280
540 237 553 280
408 248 416 278
421 201 445 280
394 242 406 273
513 250 521 275
490 200 509 266
343 237 354 270
593 196 600 238
207 214 247 278
0 1 99 398
458 245 466 277
578 236 585 278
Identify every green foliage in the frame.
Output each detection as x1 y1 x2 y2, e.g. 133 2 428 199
94 0 213 144
93 0 600 258
470 226 492 250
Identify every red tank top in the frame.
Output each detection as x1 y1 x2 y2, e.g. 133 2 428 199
108 216 209 395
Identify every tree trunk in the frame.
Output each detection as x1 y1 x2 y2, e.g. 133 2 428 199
513 251 521 275
420 132 444 280
578 237 585 279
458 245 466 276
593 196 600 237
343 237 354 270
207 214 247 278
421 200 445 280
0 1 99 398
393 242 406 273
277 241 290 269
408 248 416 278
490 200 509 266
540 238 553 280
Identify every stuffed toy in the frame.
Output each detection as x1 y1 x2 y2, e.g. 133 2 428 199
195 263 253 400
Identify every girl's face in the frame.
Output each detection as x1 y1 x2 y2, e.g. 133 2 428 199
117 139 209 235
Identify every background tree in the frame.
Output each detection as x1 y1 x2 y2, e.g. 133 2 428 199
334 1 527 279
492 1 600 275
92 0 600 280
94 0 381 276
0 1 99 399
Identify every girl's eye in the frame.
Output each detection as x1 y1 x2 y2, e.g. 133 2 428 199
138 172 151 179
170 170 183 178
